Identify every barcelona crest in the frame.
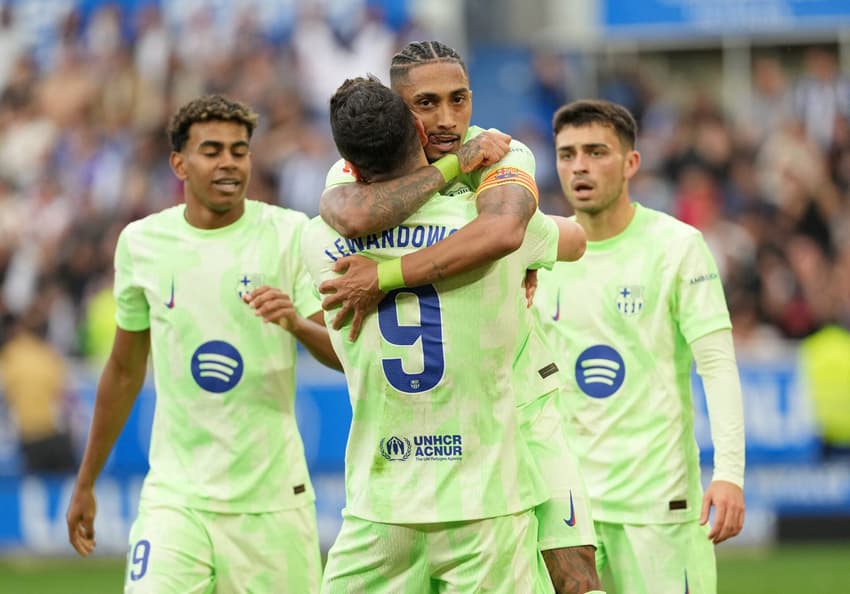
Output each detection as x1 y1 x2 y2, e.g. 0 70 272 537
616 285 644 316
236 273 265 300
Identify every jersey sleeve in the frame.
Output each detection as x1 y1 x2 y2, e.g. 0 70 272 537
113 227 150 331
474 139 539 205
673 232 733 343
522 211 559 271
286 214 323 319
325 158 357 189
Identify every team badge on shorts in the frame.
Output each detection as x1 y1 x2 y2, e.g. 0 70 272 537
236 273 265 300
616 285 644 316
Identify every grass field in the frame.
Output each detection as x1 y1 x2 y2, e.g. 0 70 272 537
1 543 849 593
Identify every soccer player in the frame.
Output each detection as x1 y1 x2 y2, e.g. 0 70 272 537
303 75 589 594
65 95 339 593
318 41 603 594
534 99 746 594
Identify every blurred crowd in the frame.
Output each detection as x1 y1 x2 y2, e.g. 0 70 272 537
1 2 850 469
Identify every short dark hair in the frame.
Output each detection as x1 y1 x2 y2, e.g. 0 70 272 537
389 41 468 90
167 95 259 152
329 75 421 182
552 99 638 150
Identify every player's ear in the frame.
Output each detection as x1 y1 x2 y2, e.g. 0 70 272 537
414 116 427 148
344 160 366 183
170 151 187 180
623 149 641 181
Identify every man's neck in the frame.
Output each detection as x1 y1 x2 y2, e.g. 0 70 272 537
576 196 636 242
184 199 245 230
370 155 430 184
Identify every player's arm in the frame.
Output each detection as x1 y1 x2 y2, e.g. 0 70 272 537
321 166 445 238
293 311 341 371
245 286 341 371
322 178 537 340
400 182 537 284
320 130 511 238
67 327 150 557
691 328 746 544
548 215 587 262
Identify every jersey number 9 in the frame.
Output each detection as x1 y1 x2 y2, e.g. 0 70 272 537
378 286 446 394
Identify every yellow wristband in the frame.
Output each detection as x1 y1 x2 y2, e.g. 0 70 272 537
377 258 405 292
432 154 460 183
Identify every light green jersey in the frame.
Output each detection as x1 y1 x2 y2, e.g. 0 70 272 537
535 203 732 524
302 194 559 524
324 125 557 406
114 200 320 513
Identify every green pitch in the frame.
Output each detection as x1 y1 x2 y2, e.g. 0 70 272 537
1 543 848 593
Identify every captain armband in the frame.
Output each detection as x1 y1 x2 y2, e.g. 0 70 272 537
477 167 539 205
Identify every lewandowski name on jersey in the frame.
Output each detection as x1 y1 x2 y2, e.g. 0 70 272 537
322 224 460 262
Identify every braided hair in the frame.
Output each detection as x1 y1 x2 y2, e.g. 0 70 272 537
389 41 468 89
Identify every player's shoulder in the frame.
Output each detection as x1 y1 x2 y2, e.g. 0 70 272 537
250 199 310 227
638 204 703 243
325 157 357 188
121 204 182 238
466 124 535 160
302 212 332 238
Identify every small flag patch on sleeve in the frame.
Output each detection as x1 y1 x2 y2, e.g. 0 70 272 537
477 167 539 204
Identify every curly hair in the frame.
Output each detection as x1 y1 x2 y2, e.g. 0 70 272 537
167 95 259 152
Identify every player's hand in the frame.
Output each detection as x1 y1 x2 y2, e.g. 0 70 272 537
318 255 383 341
524 269 538 308
244 285 298 331
66 484 97 557
700 480 745 544
457 129 511 173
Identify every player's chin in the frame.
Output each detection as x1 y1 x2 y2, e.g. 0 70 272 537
425 144 458 161
208 195 242 212
567 196 595 212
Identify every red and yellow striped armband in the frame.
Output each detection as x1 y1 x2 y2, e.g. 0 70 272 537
476 167 539 205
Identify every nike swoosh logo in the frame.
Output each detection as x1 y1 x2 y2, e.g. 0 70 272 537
165 278 175 309
563 489 576 526
552 287 560 321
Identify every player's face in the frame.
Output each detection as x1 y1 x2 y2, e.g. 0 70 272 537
395 62 472 162
554 122 639 215
171 120 252 216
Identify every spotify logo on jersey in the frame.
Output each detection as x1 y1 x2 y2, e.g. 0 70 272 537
191 341 244 393
575 345 625 398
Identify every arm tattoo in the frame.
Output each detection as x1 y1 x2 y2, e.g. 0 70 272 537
367 169 441 230
322 167 442 236
477 185 537 222
542 546 602 594
428 259 450 284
